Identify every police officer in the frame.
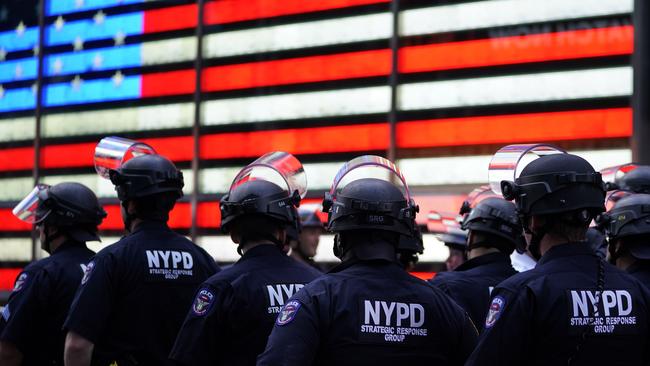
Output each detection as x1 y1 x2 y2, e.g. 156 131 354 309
289 206 324 270
603 193 650 285
169 152 320 366
467 149 650 365
258 156 478 365
430 196 521 331
439 231 468 271
612 165 650 193
63 141 219 366
0 183 105 366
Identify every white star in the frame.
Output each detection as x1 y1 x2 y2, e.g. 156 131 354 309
53 58 64 74
16 22 26 36
94 11 106 25
33 45 39 57
71 75 83 90
75 0 84 8
73 36 84 51
112 71 124 87
0 48 5 61
92 53 103 69
0 85 4 99
114 30 126 46
54 16 65 31
15 64 23 78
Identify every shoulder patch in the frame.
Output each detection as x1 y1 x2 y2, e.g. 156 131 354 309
276 300 301 326
12 273 28 292
192 289 215 316
81 261 95 285
2 304 10 321
485 295 506 329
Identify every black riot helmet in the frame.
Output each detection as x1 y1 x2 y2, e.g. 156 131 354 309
492 145 605 217
94 136 184 201
427 210 468 250
617 166 650 193
322 156 418 237
220 152 306 235
602 194 650 260
461 194 525 254
13 182 106 242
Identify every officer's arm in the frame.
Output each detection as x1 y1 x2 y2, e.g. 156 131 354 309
465 287 532 366
0 341 22 366
169 283 229 366
64 331 94 366
257 294 320 366
454 315 478 365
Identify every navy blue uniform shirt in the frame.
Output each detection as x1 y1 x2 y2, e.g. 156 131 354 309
257 260 478 366
429 252 517 331
64 221 220 366
467 243 650 366
0 241 94 366
169 244 320 366
628 262 650 289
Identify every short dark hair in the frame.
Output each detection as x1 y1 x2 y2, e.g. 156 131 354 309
230 214 284 242
469 231 515 254
541 210 590 242
132 191 177 221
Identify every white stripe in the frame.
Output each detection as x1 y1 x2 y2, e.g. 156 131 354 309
0 239 33 262
204 13 391 58
141 37 196 65
398 148 632 186
0 117 35 142
196 234 450 263
42 103 193 137
401 0 633 36
0 177 33 201
398 67 631 111
202 86 390 125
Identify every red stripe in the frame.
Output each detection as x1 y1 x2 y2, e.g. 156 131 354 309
204 0 389 25
141 69 196 98
400 26 633 73
397 108 632 149
202 49 391 91
0 208 32 231
0 268 23 291
200 123 389 159
0 146 34 172
410 272 435 281
143 4 198 33
99 202 221 231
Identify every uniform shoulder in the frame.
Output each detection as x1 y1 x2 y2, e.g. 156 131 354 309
21 257 51 275
493 267 541 291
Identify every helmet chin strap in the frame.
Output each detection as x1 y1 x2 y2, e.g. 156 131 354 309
523 217 546 261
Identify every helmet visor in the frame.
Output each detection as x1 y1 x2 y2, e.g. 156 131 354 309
426 210 465 236
329 155 410 200
13 184 51 224
488 144 566 195
600 163 639 190
230 151 307 198
94 136 156 179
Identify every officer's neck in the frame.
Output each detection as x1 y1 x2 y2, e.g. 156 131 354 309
240 240 276 255
539 231 584 256
616 254 637 271
48 234 69 253
468 246 500 260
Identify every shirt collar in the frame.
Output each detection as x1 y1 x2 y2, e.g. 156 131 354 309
52 240 87 255
537 242 596 266
455 252 511 272
239 244 285 262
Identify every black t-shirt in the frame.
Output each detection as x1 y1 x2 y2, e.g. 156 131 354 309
430 252 517 331
0 242 95 366
257 260 478 366
467 243 650 366
64 221 220 366
169 244 321 366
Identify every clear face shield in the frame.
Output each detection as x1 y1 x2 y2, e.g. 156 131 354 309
229 151 307 200
13 184 52 224
488 143 567 197
94 136 157 179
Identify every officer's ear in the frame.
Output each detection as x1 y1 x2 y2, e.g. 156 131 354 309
230 232 241 244
529 215 545 231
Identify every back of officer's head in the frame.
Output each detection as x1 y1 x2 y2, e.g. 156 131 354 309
116 154 184 222
464 197 522 255
330 178 409 260
606 193 650 261
221 180 292 244
518 153 605 240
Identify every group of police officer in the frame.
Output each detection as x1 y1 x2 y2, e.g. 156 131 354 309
1 136 650 366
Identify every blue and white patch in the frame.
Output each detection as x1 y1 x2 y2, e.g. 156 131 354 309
12 273 28 292
81 261 94 285
2 304 10 321
485 296 506 329
276 300 301 326
192 289 215 316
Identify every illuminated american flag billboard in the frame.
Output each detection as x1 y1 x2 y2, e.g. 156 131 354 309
0 0 635 267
